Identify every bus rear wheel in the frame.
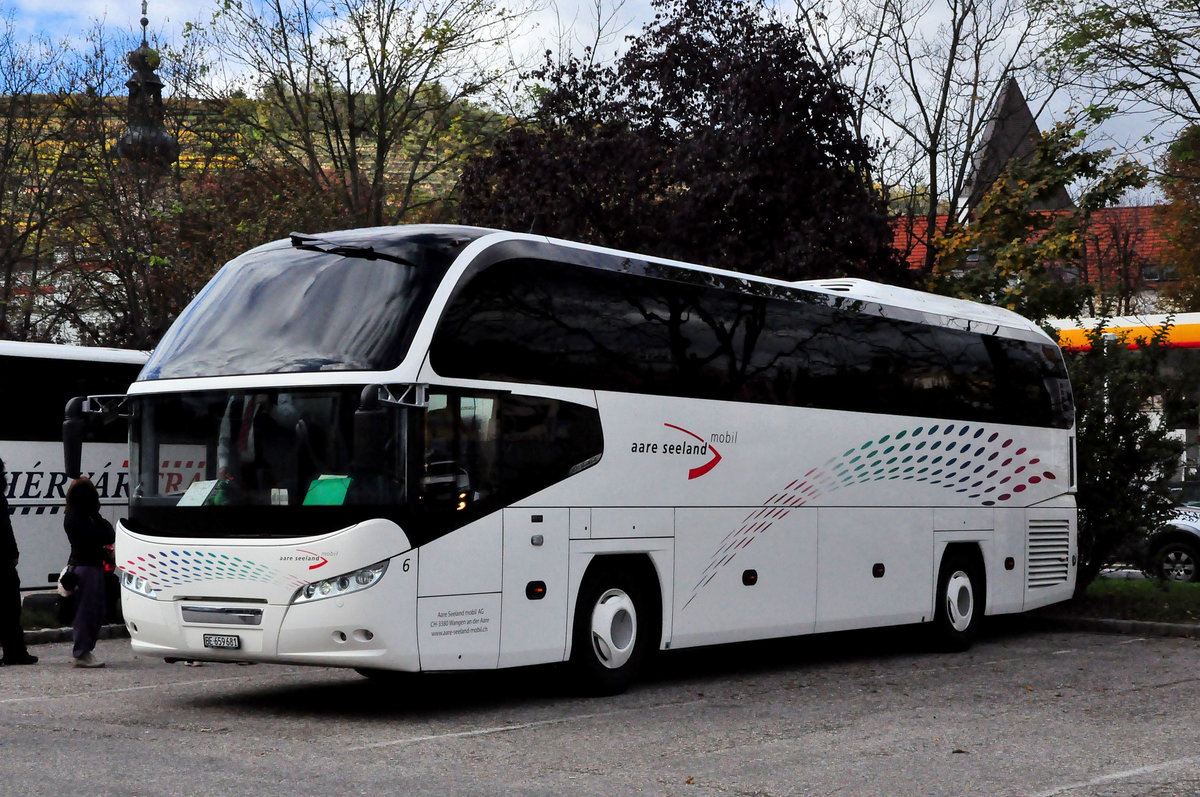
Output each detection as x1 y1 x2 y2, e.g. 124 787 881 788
933 551 983 651
569 563 658 696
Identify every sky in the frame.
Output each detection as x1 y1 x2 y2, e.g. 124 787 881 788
9 0 653 57
12 0 184 41
8 0 1176 199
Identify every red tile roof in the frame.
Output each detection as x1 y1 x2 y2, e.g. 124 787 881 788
889 214 952 271
889 206 1173 284
1082 206 1171 270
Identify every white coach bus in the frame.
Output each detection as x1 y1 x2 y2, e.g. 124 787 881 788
82 226 1076 693
1 341 147 591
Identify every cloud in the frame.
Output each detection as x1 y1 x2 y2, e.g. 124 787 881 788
10 0 195 43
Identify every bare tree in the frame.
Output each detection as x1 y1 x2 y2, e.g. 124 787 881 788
797 0 1061 276
184 0 535 226
0 15 78 341
44 24 179 347
1080 209 1157 316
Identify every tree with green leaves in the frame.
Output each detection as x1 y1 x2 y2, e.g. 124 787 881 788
935 118 1180 592
1160 125 1200 310
932 121 1148 322
458 0 905 283
1065 324 1184 592
1036 0 1200 128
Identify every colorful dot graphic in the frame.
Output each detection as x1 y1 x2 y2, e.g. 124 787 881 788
121 549 310 592
683 422 1061 608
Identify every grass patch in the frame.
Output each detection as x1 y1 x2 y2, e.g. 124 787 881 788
21 608 65 631
1051 578 1200 624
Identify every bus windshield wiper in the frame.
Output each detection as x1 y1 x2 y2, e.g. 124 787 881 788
289 232 419 267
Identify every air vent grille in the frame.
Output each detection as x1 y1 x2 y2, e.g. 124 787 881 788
1027 519 1071 588
817 281 855 292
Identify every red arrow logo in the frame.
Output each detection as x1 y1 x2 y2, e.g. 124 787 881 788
297 549 329 570
663 423 723 480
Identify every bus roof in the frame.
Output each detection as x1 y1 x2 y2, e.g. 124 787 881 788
505 232 1052 342
0 340 149 364
504 232 1052 343
795 277 1046 338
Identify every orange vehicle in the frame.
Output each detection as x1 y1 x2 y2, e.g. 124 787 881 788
1050 313 1200 351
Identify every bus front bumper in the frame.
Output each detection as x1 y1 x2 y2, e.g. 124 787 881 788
121 552 420 671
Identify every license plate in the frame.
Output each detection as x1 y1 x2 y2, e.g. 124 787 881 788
203 633 241 650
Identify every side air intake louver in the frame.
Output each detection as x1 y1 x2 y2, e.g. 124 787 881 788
816 281 855 292
1027 519 1071 588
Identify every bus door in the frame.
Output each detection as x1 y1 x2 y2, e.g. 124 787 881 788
499 508 569 667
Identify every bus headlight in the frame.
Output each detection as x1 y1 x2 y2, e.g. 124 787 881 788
291 560 389 605
117 567 158 599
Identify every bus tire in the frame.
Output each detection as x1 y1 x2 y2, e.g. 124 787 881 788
932 550 983 652
569 562 658 696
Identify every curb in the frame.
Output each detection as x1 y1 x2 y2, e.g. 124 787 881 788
1033 615 1200 638
23 623 130 647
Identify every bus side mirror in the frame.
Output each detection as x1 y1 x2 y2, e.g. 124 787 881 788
64 396 85 479
354 385 387 473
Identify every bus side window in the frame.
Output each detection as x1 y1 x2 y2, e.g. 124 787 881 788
419 391 602 514
421 393 497 510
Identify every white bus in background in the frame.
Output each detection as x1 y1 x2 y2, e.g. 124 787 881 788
82 226 1077 694
1 341 147 592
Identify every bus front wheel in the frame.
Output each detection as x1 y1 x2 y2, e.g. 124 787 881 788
569 563 658 695
933 551 983 651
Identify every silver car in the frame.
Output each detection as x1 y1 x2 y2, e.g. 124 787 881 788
1146 507 1200 582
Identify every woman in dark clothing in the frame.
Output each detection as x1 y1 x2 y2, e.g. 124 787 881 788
1 458 37 665
64 478 114 668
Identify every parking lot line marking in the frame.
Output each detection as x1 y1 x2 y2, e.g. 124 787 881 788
1133 676 1200 691
346 698 709 752
349 717 596 750
1030 755 1200 796
0 674 280 704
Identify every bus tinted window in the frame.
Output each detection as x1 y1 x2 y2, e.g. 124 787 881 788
421 391 604 519
430 257 1074 429
126 387 602 542
142 230 478 380
0 356 142 442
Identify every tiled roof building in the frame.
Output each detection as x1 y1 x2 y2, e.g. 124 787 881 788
890 207 1175 312
887 77 1177 312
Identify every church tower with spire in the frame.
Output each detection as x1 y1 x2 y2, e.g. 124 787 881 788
964 78 1074 215
114 1 179 174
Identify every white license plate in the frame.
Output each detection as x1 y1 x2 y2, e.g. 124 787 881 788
203 633 241 650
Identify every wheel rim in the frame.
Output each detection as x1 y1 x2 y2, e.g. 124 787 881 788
1161 548 1197 581
590 588 637 669
944 570 974 632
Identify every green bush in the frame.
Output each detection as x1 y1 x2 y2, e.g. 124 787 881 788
1065 323 1184 593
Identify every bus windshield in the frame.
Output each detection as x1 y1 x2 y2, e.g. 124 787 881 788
140 228 482 379
126 386 605 540
127 387 412 538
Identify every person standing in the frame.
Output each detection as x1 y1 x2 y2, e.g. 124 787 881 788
64 477 113 668
1 458 37 665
